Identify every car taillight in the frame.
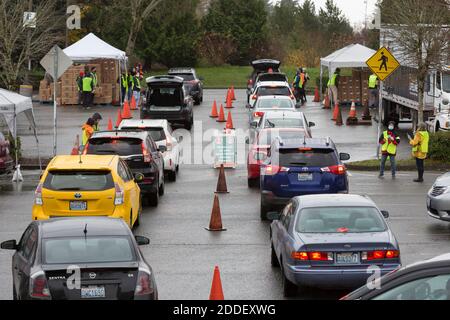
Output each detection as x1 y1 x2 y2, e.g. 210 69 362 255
135 269 154 296
292 252 333 261
362 250 400 261
253 111 264 118
321 165 346 175
30 271 51 299
35 183 44 206
262 165 289 175
189 80 199 85
142 142 152 163
248 79 253 86
114 183 124 205
252 95 258 100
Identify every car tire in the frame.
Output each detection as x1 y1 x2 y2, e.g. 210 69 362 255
159 176 165 196
149 189 159 207
281 263 297 297
271 243 280 268
260 200 270 221
435 122 440 132
248 178 260 188
185 120 193 131
168 170 177 182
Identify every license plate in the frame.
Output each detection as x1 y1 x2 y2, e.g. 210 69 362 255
298 173 313 181
81 286 106 299
70 201 87 211
336 252 360 265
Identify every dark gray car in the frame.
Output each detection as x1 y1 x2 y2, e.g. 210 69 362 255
269 194 401 297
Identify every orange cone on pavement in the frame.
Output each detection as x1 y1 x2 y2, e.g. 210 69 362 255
332 102 340 121
206 194 227 232
116 109 123 128
122 101 132 119
313 87 320 102
216 164 229 193
210 100 219 118
225 90 233 109
70 135 80 155
209 266 225 300
107 117 113 131
225 111 234 130
231 86 236 101
130 95 137 110
346 100 359 125
335 105 343 126
322 93 331 109
217 104 226 122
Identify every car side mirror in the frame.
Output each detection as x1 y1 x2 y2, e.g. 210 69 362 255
245 137 250 144
134 173 145 183
339 153 351 161
158 145 167 153
177 136 184 143
1 240 18 251
250 121 258 128
267 212 281 221
135 236 150 246
309 122 316 128
442 98 449 105
381 210 390 219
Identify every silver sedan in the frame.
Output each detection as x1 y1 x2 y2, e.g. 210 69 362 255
427 172 450 222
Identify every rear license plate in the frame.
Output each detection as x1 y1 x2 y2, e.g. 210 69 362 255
81 286 106 299
336 252 360 265
298 173 313 181
70 201 87 211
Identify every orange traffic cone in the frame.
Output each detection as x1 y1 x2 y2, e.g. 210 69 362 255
130 95 137 110
335 105 343 126
332 102 340 121
225 88 230 103
216 164 229 194
209 266 225 300
107 117 113 131
70 135 80 155
313 87 320 102
116 109 123 128
346 100 358 125
225 90 233 109
206 194 227 232
122 100 132 119
210 100 219 118
231 86 236 101
225 111 234 130
322 93 331 109
217 104 226 122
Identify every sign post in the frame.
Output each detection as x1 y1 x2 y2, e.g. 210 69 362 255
40 46 72 156
366 47 400 159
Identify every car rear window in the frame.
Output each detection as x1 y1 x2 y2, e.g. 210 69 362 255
264 117 304 129
257 99 293 109
87 138 143 156
148 87 183 106
121 127 166 142
257 86 291 96
43 237 135 264
44 170 114 191
296 207 387 233
278 148 337 167
258 131 306 146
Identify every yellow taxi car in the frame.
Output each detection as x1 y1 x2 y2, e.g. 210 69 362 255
32 155 143 228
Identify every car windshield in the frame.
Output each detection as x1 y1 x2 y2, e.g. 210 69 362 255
258 86 291 96
43 237 135 264
257 99 293 109
296 207 387 234
87 138 143 156
44 170 114 191
258 131 306 145
264 117 304 128
121 127 166 142
170 73 195 81
148 87 183 106
278 148 337 167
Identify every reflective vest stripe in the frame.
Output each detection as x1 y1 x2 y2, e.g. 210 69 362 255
382 131 397 155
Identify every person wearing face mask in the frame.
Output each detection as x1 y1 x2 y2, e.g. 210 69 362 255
378 121 401 179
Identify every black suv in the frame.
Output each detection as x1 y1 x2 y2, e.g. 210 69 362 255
168 68 204 105
142 76 194 130
84 131 166 207
247 59 281 102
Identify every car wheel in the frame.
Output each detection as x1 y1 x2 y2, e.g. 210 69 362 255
159 176 165 196
435 122 440 132
248 178 260 188
281 263 297 297
176 164 180 173
185 120 193 131
271 243 280 268
168 170 177 182
149 189 159 207
260 200 270 221
134 210 140 228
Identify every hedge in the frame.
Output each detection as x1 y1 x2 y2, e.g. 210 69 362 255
429 131 450 163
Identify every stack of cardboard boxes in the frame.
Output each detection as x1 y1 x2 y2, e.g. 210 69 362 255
338 70 370 104
38 59 121 106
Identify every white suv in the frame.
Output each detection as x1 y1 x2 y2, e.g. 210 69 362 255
119 119 182 181
248 81 295 108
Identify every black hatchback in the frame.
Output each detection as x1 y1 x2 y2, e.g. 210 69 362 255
141 76 194 130
168 68 204 105
1 217 158 300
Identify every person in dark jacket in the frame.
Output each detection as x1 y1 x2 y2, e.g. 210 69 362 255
76 71 84 105
378 121 401 179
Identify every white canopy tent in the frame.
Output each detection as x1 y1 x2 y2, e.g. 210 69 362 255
0 89 42 173
320 44 376 100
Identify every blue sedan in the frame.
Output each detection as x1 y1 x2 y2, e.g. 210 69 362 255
269 194 401 297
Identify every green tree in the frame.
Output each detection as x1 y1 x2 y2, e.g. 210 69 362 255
319 0 353 36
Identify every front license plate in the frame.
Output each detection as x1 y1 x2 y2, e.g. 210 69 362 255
81 286 106 299
298 173 313 181
336 252 360 265
70 201 87 211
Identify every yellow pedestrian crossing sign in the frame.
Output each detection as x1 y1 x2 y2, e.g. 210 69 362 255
366 47 400 81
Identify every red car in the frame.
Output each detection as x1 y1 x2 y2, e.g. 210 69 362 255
0 132 13 174
247 128 311 188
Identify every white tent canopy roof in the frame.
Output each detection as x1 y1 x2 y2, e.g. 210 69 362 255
63 33 127 62
320 43 376 73
0 88 36 136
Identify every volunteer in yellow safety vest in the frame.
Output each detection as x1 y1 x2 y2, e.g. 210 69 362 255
120 72 128 103
409 122 430 183
368 74 378 108
378 121 401 179
82 68 94 110
81 118 95 148
327 68 340 106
